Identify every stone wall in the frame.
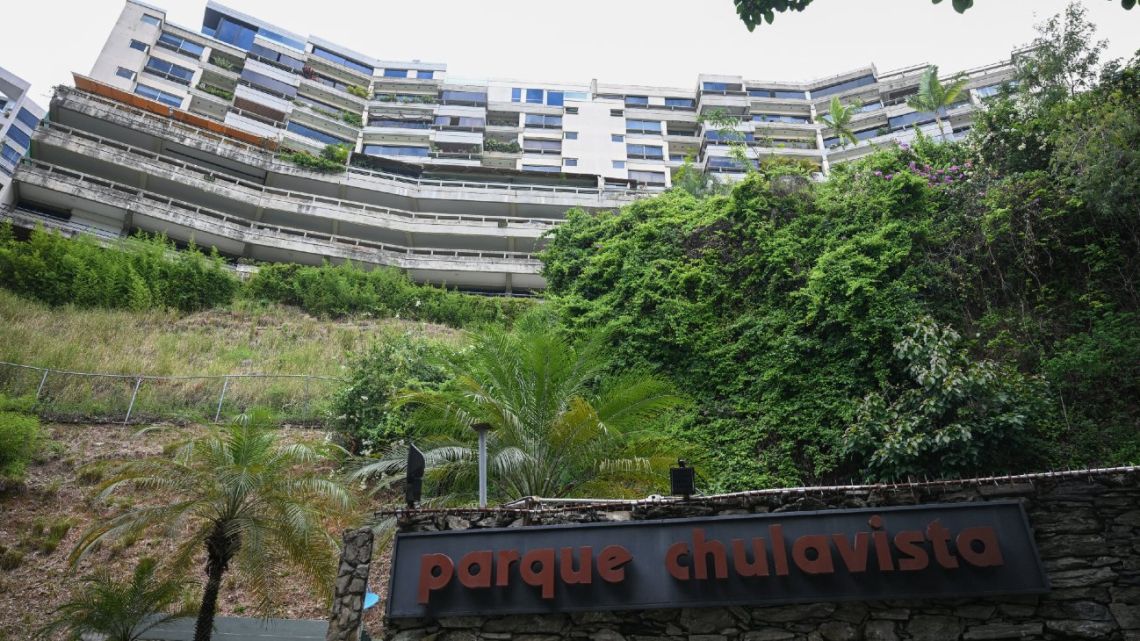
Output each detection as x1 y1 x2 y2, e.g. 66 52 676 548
382 469 1140 641
329 527 375 641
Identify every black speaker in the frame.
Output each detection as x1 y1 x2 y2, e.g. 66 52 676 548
670 459 695 498
405 442 425 508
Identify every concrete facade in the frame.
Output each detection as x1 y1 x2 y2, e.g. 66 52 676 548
0 67 45 203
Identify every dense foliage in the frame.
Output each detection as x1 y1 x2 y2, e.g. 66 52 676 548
541 43 1140 488
0 408 39 486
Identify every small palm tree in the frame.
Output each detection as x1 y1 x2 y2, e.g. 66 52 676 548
819 96 861 147
70 412 354 641
906 65 970 139
354 319 689 501
36 558 191 641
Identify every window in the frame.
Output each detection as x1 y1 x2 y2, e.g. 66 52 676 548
564 131 578 140
525 88 543 104
522 164 559 173
706 131 755 142
156 32 205 59
546 91 563 106
441 90 486 106
240 68 297 99
524 114 562 129
669 154 686 162
140 14 162 26
625 95 649 106
116 67 136 80
629 170 666 185
708 156 753 170
565 107 578 115
511 88 522 103
15 109 39 130
368 118 430 129
610 109 623 117
416 70 434 80
434 115 485 129
753 113 809 124
134 84 182 107
384 69 410 78
611 134 624 143
1 143 21 166
563 158 578 167
626 144 663 159
975 84 1003 99
665 97 694 108
612 160 625 169
254 29 306 52
749 88 806 100
249 42 304 73
287 121 349 146
363 144 430 157
144 56 195 85
702 82 736 92
522 138 561 154
310 47 373 75
811 74 876 99
564 91 590 102
625 119 662 134
129 39 149 52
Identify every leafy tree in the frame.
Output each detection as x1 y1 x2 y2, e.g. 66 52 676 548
70 412 353 641
906 66 970 139
36 558 191 641
699 108 756 174
842 317 1050 482
819 96 862 147
353 314 690 501
1016 1 1109 108
731 0 1132 32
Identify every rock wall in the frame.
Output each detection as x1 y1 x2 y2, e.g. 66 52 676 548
329 527 375 641
382 469 1140 641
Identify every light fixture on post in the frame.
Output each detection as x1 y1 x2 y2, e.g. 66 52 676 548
405 442 425 509
670 459 695 500
472 422 491 508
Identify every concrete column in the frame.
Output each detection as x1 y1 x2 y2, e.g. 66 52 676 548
326 527 374 641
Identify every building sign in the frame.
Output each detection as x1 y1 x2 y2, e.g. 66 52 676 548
387 501 1048 618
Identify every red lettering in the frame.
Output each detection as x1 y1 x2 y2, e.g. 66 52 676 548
598 545 631 583
832 532 871 573
457 550 492 589
495 549 519 587
692 528 728 579
894 530 929 571
666 541 690 580
560 546 593 584
769 524 789 576
520 548 556 599
927 520 959 569
792 534 835 574
417 553 454 604
731 537 769 577
957 527 1004 567
871 517 894 572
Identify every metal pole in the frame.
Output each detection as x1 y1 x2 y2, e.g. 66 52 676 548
478 427 488 509
124 377 143 425
214 376 230 424
35 369 50 399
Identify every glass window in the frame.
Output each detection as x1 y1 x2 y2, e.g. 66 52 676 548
522 138 561 153
625 119 663 134
384 68 410 78
564 91 590 102
564 131 578 140
629 170 666 185
522 164 559 173
310 47 373 75
888 110 936 130
140 14 162 26
752 113 809 124
626 144 663 159
625 95 649 106
134 84 182 107
669 153 686 162
249 42 304 73
524 114 562 129
546 91 564 106
240 68 297 98
511 88 521 103
749 88 806 100
563 158 577 166
703 82 735 92
975 84 1002 99
706 130 755 142
144 56 195 85
364 144 429 157
15 109 39 130
565 106 578 115
116 67 136 80
129 39 149 52
610 109 623 117
287 121 349 146
612 160 625 169
256 29 306 52
214 16 257 50
441 90 487 106
416 70 434 79
708 156 752 170
0 143 20 166
525 88 543 104
156 32 205 59
611 134 624 142
665 97 694 108
811 74 876 99
368 118 430 129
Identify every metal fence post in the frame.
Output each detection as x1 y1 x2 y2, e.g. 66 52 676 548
35 369 50 400
124 377 143 425
214 376 230 424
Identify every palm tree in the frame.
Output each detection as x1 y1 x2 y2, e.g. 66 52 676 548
36 558 190 641
353 318 689 502
69 412 354 641
819 96 861 147
906 65 970 139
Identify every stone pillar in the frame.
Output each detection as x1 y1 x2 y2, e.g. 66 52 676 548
327 527 374 641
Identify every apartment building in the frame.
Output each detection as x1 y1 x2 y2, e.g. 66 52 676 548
0 67 45 201
1 0 1016 293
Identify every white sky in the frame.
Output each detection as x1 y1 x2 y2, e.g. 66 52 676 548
3 0 1138 104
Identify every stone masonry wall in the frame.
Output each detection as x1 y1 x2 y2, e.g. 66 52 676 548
383 469 1140 641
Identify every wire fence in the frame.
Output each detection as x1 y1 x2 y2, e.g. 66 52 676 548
0 361 343 426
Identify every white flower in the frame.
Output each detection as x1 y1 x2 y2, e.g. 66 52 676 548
1017 142 1026 151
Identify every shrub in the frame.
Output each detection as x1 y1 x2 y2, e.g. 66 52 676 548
280 144 349 173
0 410 39 484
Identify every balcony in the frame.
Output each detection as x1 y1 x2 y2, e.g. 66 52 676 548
297 76 367 111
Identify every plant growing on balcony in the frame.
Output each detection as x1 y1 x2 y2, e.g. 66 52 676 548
906 65 969 139
280 144 351 173
345 84 369 99
819 96 861 147
196 83 234 102
208 55 239 72
341 111 363 127
301 65 316 80
483 139 521 153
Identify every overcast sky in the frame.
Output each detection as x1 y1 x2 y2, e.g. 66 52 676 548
3 0 1137 103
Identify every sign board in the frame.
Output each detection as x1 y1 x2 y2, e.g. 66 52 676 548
387 501 1048 618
